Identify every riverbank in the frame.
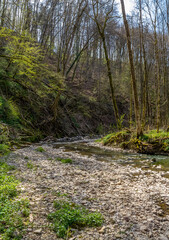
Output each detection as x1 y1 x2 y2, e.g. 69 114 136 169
99 129 169 156
2 140 169 240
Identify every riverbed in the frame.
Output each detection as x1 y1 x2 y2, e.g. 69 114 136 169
4 139 169 240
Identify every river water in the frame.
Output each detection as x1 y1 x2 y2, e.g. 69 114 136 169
52 140 169 177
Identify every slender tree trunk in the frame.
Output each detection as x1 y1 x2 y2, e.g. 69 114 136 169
120 0 142 137
102 35 120 129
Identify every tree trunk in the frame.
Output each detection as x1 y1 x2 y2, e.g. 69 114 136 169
120 0 142 137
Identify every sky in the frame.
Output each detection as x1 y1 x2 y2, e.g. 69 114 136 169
116 0 135 14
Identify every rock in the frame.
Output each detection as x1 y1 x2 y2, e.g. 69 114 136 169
158 234 168 240
99 226 106 233
34 229 42 234
140 225 147 232
156 165 162 169
29 214 34 222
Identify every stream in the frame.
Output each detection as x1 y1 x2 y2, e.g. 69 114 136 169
53 140 169 177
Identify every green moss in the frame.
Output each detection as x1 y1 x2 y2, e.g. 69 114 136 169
56 158 72 164
101 130 130 146
48 200 103 238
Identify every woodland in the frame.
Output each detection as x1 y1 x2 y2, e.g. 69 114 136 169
0 0 168 141
0 1 169 240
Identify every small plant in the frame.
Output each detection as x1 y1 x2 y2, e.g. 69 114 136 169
48 200 103 238
35 146 45 152
26 160 34 169
52 191 68 197
139 134 149 141
56 157 72 164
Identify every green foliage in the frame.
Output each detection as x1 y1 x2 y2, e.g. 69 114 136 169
56 158 72 164
162 139 169 152
0 97 20 126
117 114 125 130
35 147 45 152
0 144 10 155
0 161 29 239
139 134 149 141
48 200 103 238
144 130 169 140
0 27 65 137
0 28 43 80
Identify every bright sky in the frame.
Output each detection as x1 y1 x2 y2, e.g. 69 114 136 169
116 0 135 14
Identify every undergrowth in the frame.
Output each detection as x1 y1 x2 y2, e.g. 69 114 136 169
35 146 45 152
0 161 29 239
99 129 169 154
56 157 73 164
48 200 103 239
0 144 10 155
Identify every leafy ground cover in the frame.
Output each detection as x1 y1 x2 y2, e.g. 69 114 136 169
0 161 29 240
48 200 103 239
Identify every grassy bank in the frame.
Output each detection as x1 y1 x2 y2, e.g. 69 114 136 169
100 129 169 155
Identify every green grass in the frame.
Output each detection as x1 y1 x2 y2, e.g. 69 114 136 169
56 158 73 164
48 200 103 239
0 161 29 239
35 146 45 152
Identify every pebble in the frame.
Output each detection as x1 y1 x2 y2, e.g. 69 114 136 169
5 141 169 240
34 229 42 234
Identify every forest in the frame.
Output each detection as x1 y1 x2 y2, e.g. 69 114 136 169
0 0 169 240
0 0 168 138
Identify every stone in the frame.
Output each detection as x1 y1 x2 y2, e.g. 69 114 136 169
99 226 106 233
34 229 42 234
158 234 168 240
